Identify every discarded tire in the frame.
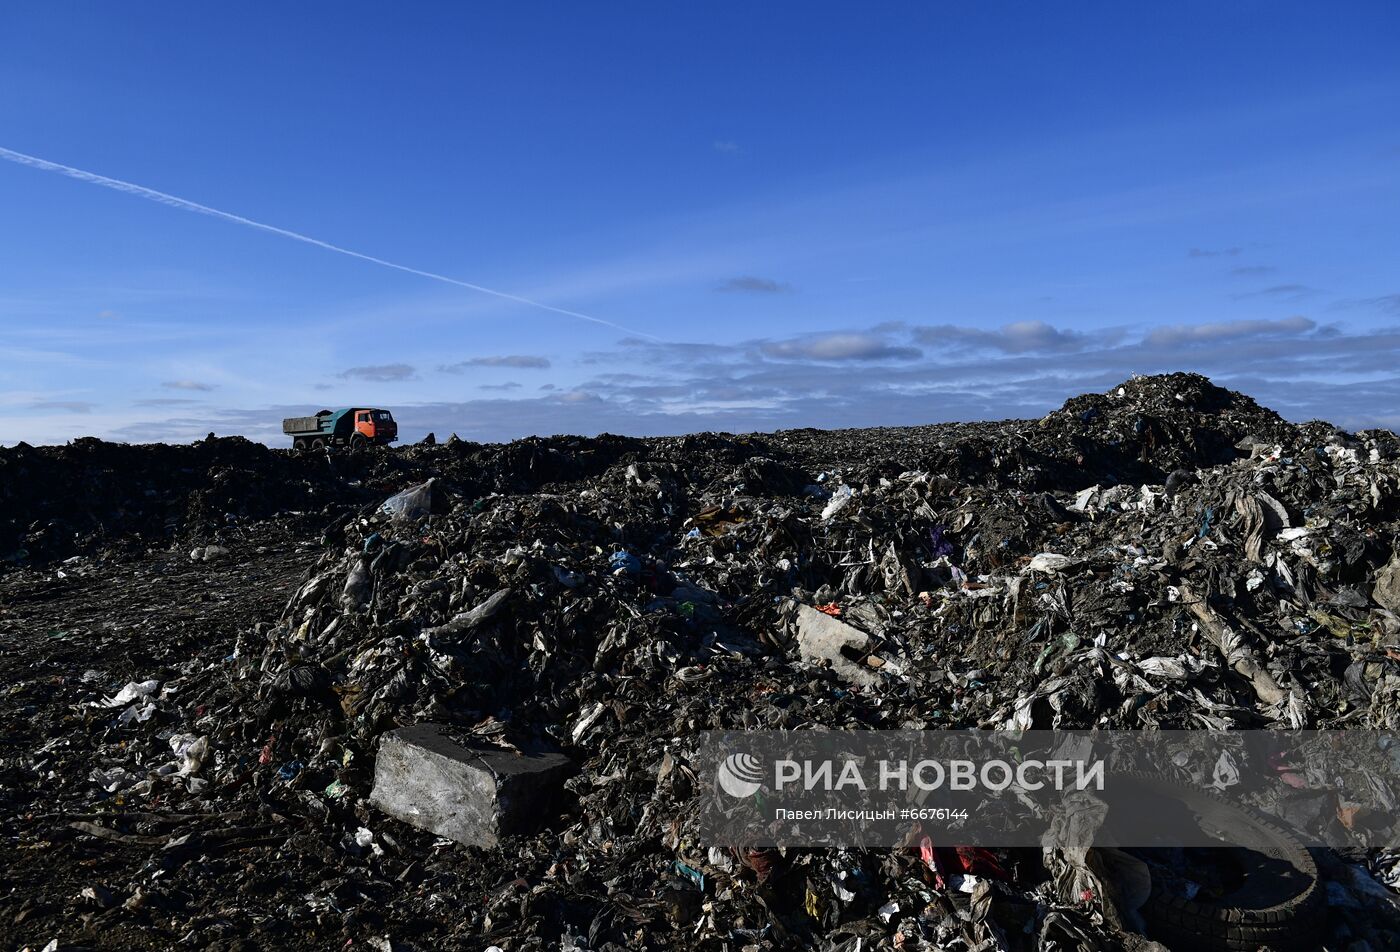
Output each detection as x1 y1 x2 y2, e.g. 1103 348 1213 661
1119 772 1324 951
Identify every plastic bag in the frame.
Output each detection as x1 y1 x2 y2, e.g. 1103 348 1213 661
821 484 854 521
380 479 435 522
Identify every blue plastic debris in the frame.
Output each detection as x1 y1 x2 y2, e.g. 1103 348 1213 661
610 550 641 576
673 861 705 890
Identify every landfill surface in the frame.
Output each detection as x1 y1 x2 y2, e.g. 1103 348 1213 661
3 372 1399 951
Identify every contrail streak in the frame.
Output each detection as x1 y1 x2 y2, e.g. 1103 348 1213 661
0 145 656 339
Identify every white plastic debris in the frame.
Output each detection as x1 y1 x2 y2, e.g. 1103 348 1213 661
381 479 436 522
1025 552 1078 574
97 680 159 708
821 484 855 520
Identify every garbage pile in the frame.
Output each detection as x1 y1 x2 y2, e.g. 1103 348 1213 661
5 373 1400 951
0 428 689 571
0 435 370 567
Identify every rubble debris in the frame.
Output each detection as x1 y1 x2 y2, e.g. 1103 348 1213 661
370 723 572 847
189 543 230 562
795 602 892 687
3 373 1400 950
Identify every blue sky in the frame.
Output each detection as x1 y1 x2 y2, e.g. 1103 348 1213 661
2 2 1398 445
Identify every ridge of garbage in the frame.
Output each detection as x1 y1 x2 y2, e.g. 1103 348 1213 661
4 371 1398 950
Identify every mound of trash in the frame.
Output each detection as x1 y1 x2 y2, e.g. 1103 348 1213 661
0 435 369 567
5 373 1400 951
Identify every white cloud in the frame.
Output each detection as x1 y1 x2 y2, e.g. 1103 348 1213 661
914 320 1090 354
1145 316 1315 347
338 364 418 382
760 333 921 362
441 355 551 371
717 275 791 294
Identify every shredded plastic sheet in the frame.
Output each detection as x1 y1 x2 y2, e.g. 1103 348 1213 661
379 479 436 522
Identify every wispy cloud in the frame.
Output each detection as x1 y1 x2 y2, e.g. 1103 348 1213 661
481 382 523 391
1188 246 1242 257
712 140 741 154
1233 283 1320 301
717 275 793 294
440 355 551 371
551 316 1399 436
1230 265 1277 276
135 397 202 407
1337 293 1400 317
912 320 1092 354
338 363 417 382
162 379 215 391
31 400 95 413
759 332 921 362
1144 315 1315 347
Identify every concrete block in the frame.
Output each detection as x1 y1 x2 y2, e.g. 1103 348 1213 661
370 723 572 847
795 604 883 688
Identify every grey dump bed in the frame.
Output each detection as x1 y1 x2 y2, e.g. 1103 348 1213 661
282 415 323 435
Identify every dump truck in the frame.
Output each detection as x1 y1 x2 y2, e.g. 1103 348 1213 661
282 408 398 451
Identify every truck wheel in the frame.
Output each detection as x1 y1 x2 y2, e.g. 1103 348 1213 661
1116 771 1324 951
311 438 326 451
291 438 306 454
350 434 367 452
